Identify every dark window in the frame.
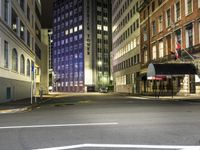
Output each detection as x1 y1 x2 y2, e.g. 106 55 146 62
27 30 30 47
31 61 34 80
27 59 30 76
35 23 41 41
12 48 18 72
4 0 9 23
20 0 24 11
152 20 156 36
158 0 163 5
6 87 11 99
35 44 41 59
4 41 9 68
27 5 30 21
20 54 25 74
152 1 155 12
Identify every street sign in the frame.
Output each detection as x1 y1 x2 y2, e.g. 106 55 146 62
32 65 34 72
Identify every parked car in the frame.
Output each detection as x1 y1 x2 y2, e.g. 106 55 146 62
99 87 108 93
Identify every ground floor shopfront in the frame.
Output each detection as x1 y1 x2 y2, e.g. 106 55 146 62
139 63 200 96
140 75 199 96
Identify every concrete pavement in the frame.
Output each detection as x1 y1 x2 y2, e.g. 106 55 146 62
1 94 200 150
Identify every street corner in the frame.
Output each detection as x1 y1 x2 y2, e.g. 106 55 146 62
0 106 33 114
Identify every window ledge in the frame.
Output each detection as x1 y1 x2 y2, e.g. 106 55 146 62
185 12 193 17
175 19 181 24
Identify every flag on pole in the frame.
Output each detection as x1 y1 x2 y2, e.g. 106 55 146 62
175 42 181 60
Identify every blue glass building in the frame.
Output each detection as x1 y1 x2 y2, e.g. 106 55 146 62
53 0 112 92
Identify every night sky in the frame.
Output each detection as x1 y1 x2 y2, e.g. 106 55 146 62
41 0 54 28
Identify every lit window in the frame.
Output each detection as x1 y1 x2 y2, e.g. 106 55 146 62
74 26 78 32
79 25 83 30
65 30 68 35
20 21 25 41
128 43 131 51
103 26 108 31
12 9 18 33
131 41 134 49
144 50 148 63
70 28 73 33
159 41 164 58
97 24 102 30
133 39 136 48
199 0 200 8
152 45 157 59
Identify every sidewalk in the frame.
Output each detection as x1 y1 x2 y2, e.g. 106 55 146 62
0 96 49 114
128 94 200 102
0 94 66 114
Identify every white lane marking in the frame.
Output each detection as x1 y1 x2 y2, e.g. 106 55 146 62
0 122 118 129
127 96 150 99
33 144 200 150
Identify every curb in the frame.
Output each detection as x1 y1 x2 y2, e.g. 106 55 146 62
0 107 30 114
0 104 39 114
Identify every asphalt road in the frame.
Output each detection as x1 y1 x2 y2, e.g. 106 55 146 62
0 93 200 150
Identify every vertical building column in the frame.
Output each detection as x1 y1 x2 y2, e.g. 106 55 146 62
182 75 190 96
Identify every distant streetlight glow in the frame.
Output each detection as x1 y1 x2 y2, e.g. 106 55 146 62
98 61 102 66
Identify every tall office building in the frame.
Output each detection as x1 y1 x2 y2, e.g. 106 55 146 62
53 0 112 92
111 0 141 94
0 0 48 102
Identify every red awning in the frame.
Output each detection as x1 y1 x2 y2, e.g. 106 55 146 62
147 75 167 81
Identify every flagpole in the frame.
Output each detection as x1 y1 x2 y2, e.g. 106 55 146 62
182 48 195 61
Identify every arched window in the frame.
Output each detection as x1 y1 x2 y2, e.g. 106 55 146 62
12 48 18 72
20 54 25 74
27 59 30 76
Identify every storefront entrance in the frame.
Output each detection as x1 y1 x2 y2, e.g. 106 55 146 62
141 63 197 96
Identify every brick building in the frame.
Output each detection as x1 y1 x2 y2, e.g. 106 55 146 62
138 0 200 95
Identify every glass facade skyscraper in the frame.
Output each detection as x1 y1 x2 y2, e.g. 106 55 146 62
53 0 112 92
